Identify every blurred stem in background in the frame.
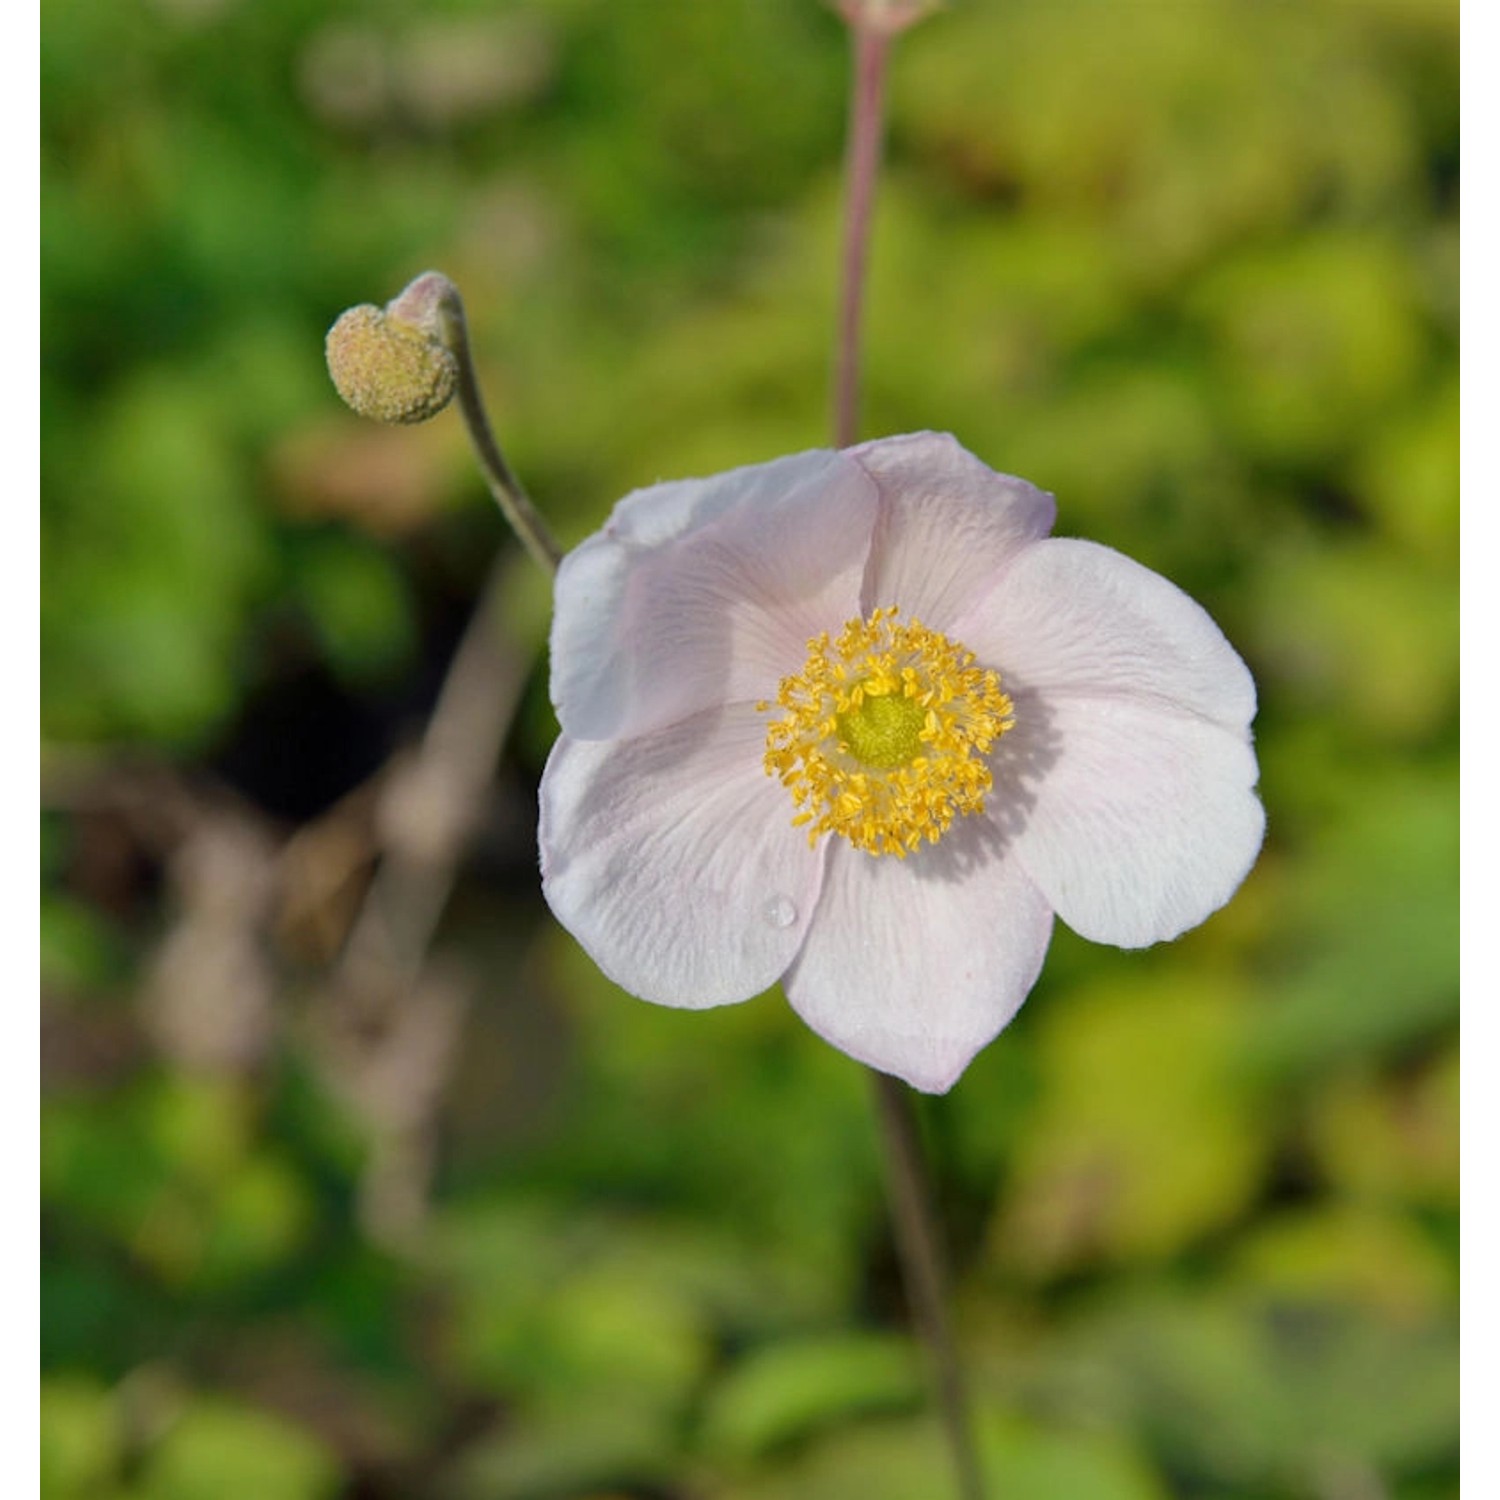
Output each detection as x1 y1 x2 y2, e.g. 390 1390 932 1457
834 5 986 1498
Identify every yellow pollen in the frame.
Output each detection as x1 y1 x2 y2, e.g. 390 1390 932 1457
757 606 1015 858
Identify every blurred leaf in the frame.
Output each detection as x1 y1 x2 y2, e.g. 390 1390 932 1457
1305 1050 1459 1208
289 530 415 683
992 973 1269 1276
974 1419 1169 1500
43 1077 314 1290
42 1256 161 1376
444 1402 676 1500
1072 1289 1456 1490
900 0 1421 278
43 368 272 744
144 1075 255 1183
1230 1204 1453 1322
135 1397 340 1500
41 1375 122 1500
43 1089 170 1241
1249 767 1457 1077
1192 233 1427 466
42 891 131 994
1251 538 1457 747
188 1155 317 1289
721 1410 1168 1500
432 1200 710 1409
962 358 1246 582
525 927 880 1304
699 1333 923 1464
1347 374 1459 564
549 0 841 271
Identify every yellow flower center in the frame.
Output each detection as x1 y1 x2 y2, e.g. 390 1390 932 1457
758 606 1015 858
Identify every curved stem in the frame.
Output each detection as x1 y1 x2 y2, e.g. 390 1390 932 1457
434 292 564 576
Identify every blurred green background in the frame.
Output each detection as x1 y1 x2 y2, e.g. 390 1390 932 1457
41 1 1458 1497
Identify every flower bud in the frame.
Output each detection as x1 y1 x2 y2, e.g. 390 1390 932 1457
833 0 940 34
325 276 460 425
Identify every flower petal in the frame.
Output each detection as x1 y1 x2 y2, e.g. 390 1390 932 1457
956 537 1257 730
551 449 878 741
539 704 826 1008
949 536 1263 946
783 828 1054 1093
850 432 1057 632
995 689 1265 948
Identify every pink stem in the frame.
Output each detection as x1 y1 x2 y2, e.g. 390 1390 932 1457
834 24 891 449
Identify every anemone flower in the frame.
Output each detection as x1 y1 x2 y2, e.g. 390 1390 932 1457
539 433 1264 1092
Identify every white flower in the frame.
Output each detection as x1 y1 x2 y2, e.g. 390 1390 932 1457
539 433 1264 1093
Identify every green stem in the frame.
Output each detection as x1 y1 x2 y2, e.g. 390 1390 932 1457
381 270 564 573
872 1073 987 1500
422 279 564 575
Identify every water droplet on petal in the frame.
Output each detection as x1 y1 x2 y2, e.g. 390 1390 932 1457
762 895 798 930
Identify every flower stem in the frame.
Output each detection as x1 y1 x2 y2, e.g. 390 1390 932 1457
833 21 890 449
834 14 987 1497
434 288 564 576
873 1072 988 1500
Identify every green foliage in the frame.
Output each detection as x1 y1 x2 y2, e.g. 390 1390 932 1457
42 0 1456 1497
133 1397 341 1500
288 529 417 682
719 1410 1170 1500
40 1375 122 1500
994 972 1270 1276
1064 1288 1457 1494
1249 764 1457 1077
699 1332 923 1463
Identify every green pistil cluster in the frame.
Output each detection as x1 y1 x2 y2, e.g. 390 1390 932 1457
836 687 927 769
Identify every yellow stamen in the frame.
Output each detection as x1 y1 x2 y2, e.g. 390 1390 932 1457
757 606 1015 858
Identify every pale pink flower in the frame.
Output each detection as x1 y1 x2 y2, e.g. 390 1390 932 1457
539 433 1264 1093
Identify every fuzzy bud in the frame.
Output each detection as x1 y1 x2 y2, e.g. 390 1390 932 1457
325 272 462 424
